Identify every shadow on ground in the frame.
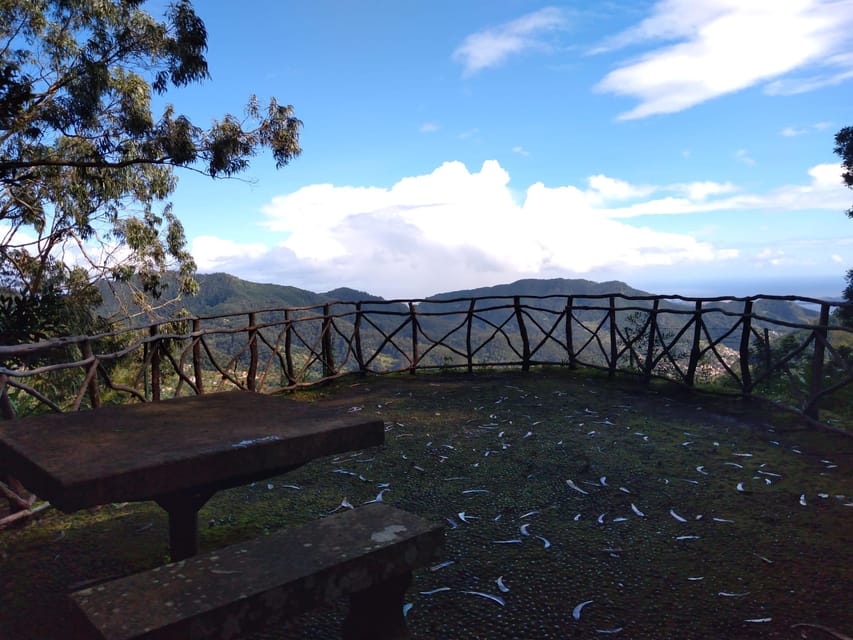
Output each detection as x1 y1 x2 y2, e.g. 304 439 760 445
1 369 851 639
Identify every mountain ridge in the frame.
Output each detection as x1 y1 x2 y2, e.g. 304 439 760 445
98 272 819 327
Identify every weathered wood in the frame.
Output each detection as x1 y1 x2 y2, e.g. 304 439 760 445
608 296 617 377
0 392 384 555
466 299 476 373
77 340 101 410
70 504 445 640
685 300 703 386
322 304 335 377
514 297 530 372
284 308 295 385
643 300 660 382
192 318 204 395
409 302 419 374
739 300 753 394
0 373 14 420
149 324 161 402
0 500 50 528
0 478 32 510
565 297 576 370
354 302 366 372
804 303 831 419
0 293 850 425
247 312 258 392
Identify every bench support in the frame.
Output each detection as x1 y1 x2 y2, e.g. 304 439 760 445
71 504 443 640
343 571 412 640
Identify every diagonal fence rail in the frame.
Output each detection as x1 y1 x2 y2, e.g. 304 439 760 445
2 292 851 525
1 293 851 426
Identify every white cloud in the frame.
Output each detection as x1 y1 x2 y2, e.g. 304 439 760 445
755 248 788 267
512 145 530 156
735 149 755 167
453 7 567 77
593 0 853 119
192 236 269 271
807 163 845 188
677 181 737 201
605 163 848 217
190 161 849 298
781 121 836 137
419 122 440 133
764 57 853 95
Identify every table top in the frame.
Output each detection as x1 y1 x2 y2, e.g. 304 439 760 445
0 391 384 511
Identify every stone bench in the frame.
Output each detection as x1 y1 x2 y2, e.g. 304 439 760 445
70 504 444 640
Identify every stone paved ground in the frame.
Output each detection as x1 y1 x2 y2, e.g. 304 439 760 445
1 369 851 639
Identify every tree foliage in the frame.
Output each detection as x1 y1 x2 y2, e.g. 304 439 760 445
834 127 853 325
835 126 853 218
0 0 301 344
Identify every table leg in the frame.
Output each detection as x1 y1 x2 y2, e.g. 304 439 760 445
155 489 216 561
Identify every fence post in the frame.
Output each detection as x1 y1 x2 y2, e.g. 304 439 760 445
608 296 617 378
643 299 660 383
804 303 830 420
763 328 771 376
466 299 476 373
284 309 295 385
247 312 258 391
514 297 530 372
0 376 26 514
321 304 335 378
409 302 419 374
738 300 753 396
149 324 161 402
354 302 366 373
685 301 703 387
81 339 101 409
192 318 204 395
566 297 576 369
0 374 14 420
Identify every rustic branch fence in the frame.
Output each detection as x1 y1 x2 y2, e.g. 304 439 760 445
1 293 851 426
2 292 852 524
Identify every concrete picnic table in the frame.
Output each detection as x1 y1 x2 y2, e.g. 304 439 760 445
0 391 384 560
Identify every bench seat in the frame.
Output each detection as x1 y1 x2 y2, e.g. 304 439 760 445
70 504 444 640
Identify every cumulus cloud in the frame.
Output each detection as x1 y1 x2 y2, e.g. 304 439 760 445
192 236 269 271
189 161 848 298
453 7 567 76
593 0 853 119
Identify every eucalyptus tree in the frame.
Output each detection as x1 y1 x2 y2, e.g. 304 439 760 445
0 0 301 342
834 127 853 324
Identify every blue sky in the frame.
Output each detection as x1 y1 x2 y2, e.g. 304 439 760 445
159 1 851 299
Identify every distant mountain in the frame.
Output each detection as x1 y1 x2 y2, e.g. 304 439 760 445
427 277 651 301
709 297 818 327
187 273 328 314
320 287 388 304
94 272 825 377
98 272 330 320
98 272 818 339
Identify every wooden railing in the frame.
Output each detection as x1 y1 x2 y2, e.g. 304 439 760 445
1 293 851 426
